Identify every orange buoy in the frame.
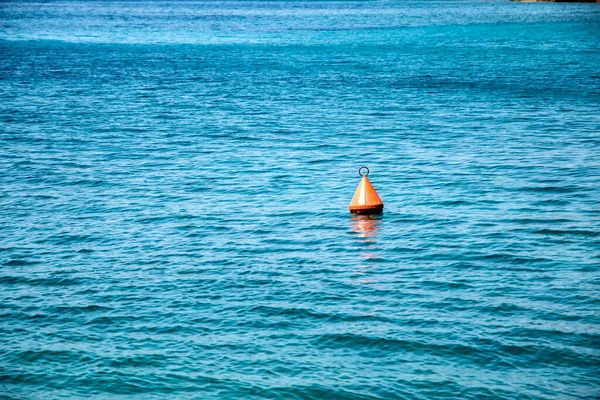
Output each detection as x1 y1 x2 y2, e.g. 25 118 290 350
349 166 384 214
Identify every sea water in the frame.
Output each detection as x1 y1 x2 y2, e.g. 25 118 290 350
1 1 599 398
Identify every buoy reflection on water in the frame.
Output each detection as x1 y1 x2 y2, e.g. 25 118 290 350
350 214 382 238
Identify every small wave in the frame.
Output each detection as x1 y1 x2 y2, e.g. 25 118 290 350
521 186 583 194
1 275 83 286
3 259 40 266
534 228 598 237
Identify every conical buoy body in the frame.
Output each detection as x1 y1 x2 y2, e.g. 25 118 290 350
349 175 384 214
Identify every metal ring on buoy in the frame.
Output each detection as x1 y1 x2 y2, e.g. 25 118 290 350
358 166 369 177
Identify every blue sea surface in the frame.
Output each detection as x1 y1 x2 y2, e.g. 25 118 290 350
1 1 600 399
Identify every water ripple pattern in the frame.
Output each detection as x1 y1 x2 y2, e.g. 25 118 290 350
1 0 599 399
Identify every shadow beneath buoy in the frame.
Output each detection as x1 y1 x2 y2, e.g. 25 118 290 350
350 214 382 238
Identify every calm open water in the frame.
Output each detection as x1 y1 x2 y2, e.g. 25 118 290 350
1 1 600 399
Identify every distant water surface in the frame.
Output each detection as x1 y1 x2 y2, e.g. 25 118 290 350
1 1 600 399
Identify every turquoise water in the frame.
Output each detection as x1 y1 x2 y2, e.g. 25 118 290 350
1 1 600 398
